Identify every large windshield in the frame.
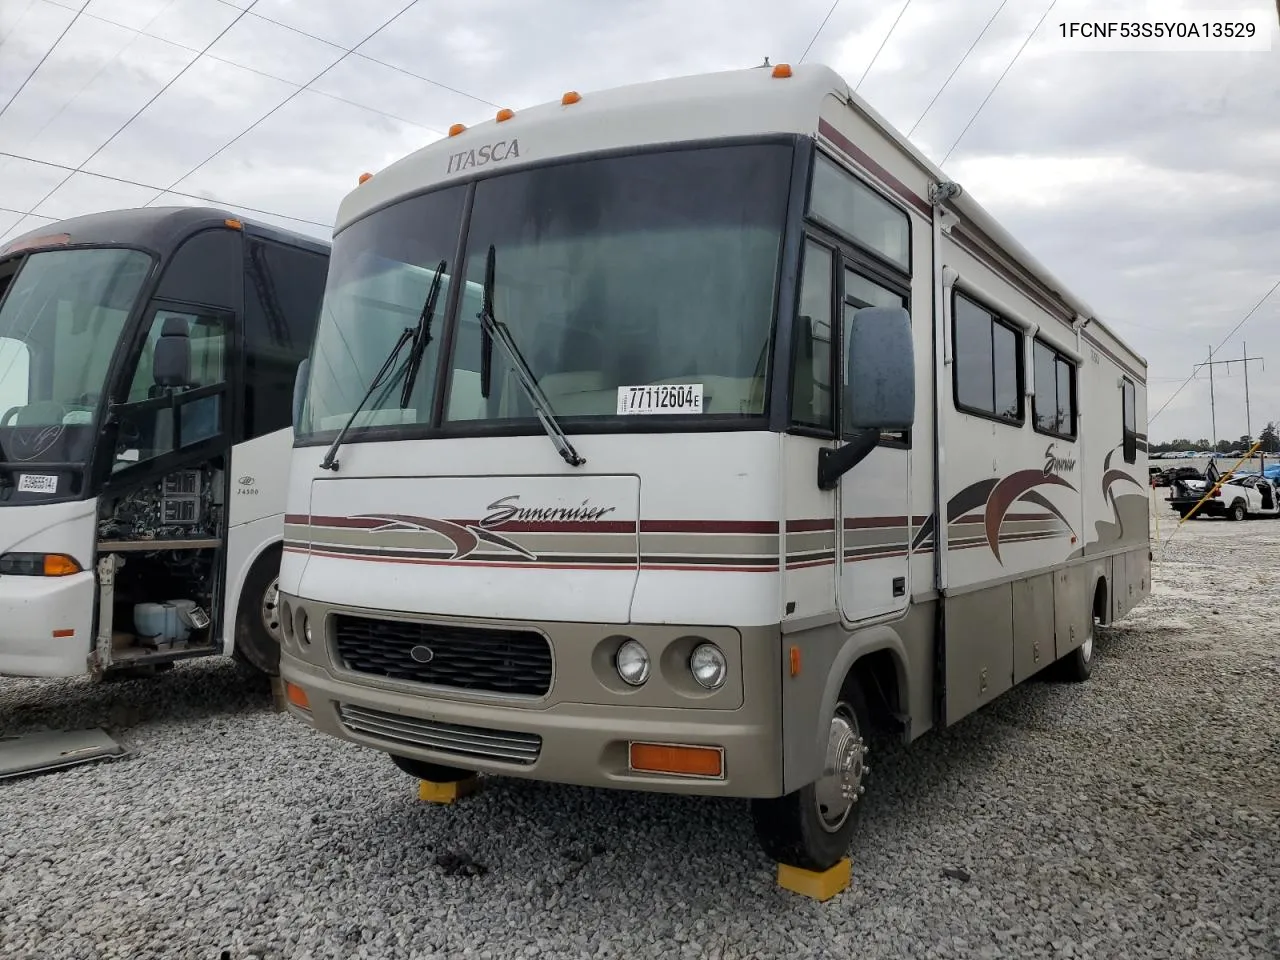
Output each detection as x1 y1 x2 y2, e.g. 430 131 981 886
0 247 152 466
298 141 792 440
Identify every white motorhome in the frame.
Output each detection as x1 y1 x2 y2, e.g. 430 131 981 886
0 208 329 680
278 63 1151 871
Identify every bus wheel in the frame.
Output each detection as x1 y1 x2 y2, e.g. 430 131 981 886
390 753 474 784
750 679 870 872
233 547 283 677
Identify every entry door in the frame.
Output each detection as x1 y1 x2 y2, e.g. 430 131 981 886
837 263 911 624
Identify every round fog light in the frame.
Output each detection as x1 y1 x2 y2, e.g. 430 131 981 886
690 643 727 690
615 639 650 686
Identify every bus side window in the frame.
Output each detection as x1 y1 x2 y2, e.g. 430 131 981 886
790 240 835 432
244 239 328 439
121 310 227 462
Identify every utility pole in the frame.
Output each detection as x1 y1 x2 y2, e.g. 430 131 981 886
1193 345 1265 451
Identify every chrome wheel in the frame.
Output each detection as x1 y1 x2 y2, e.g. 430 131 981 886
1080 629 1094 663
260 577 283 642
813 701 868 833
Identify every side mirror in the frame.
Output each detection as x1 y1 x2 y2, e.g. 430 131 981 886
844 306 915 430
152 316 191 388
292 357 311 435
817 306 915 491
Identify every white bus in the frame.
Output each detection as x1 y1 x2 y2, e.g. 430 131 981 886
278 63 1151 871
0 207 329 681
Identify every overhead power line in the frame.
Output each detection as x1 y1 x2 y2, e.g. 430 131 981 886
10 0 263 235
907 0 1010 138
799 0 842 63
158 0 422 200
1149 277 1280 426
939 0 1058 166
204 0 500 109
0 150 332 230
0 0 88 122
854 0 917 92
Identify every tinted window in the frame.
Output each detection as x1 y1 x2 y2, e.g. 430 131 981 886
444 144 791 423
1122 377 1137 463
953 292 1022 424
791 241 834 430
300 186 467 436
244 239 329 438
809 153 910 270
1033 339 1076 439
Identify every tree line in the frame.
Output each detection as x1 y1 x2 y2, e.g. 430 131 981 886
1149 422 1280 455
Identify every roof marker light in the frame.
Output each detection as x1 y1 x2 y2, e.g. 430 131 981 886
224 218 243 230
448 123 466 136
562 91 581 105
496 108 514 122
772 63 793 78
358 172 373 184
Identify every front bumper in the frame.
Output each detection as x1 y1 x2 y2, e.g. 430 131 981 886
277 595 785 798
0 571 96 677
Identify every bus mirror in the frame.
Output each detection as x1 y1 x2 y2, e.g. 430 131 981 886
844 306 914 430
292 357 310 434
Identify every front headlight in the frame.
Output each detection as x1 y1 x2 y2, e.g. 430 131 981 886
689 643 727 690
615 639 650 686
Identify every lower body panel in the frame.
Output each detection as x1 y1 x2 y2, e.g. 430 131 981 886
277 592 786 798
0 571 95 678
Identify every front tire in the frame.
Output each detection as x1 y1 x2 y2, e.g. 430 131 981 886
751 678 870 871
1230 500 1247 522
1056 615 1096 683
232 547 283 677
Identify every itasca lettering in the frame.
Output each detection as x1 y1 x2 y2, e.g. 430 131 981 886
480 494 616 528
446 139 520 174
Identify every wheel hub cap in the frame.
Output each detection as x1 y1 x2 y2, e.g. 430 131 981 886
813 704 866 832
261 578 283 642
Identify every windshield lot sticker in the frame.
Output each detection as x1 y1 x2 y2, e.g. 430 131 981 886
617 384 704 416
17 474 58 494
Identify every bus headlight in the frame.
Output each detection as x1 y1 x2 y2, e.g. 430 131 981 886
690 643 727 690
615 639 650 686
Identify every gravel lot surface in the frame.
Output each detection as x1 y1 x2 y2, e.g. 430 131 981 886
2 513 1277 959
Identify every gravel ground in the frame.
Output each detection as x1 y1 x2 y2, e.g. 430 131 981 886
2 514 1277 960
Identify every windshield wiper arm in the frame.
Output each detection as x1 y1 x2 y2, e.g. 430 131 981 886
476 245 585 467
399 259 446 409
319 259 449 472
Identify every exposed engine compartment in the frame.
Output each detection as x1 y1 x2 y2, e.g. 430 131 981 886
96 462 226 657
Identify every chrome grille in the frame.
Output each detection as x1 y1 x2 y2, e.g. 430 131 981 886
337 703 541 765
332 614 552 697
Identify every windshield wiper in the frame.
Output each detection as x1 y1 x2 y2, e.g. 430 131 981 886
476 245 585 467
399 259 446 408
319 259 447 472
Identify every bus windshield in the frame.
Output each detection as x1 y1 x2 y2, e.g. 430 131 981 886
298 141 793 441
0 247 152 467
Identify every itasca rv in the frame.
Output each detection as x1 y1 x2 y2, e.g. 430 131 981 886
0 208 329 681
277 63 1151 871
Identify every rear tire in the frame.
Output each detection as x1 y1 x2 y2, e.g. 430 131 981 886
1056 613 1096 683
389 754 474 783
232 546 283 677
750 677 870 871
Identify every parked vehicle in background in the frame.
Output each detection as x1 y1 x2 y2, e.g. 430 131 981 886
1170 472 1280 520
277 62 1152 872
0 207 329 680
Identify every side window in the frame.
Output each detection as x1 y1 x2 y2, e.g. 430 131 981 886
790 240 834 431
842 267 909 444
1032 339 1077 439
1122 377 1137 463
118 309 227 466
244 239 328 438
808 153 910 271
0 337 31 417
953 292 1022 424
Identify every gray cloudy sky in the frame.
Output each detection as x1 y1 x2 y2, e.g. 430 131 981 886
1 0 1276 444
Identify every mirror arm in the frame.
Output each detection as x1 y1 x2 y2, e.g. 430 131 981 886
817 428 880 491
